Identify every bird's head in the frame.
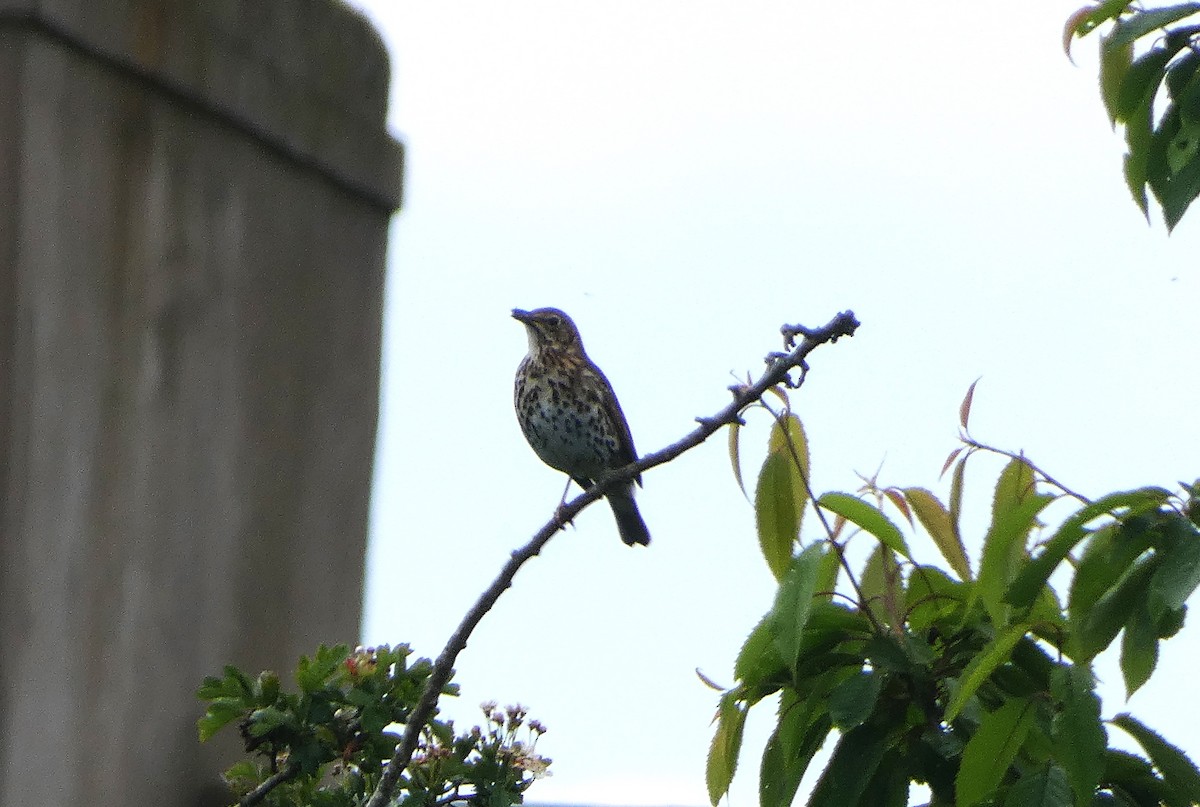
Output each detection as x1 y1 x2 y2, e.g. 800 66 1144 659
512 307 585 356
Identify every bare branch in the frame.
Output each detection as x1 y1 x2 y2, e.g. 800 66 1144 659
239 762 299 807
364 310 860 807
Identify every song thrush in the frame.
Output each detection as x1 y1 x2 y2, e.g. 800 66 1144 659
512 307 650 546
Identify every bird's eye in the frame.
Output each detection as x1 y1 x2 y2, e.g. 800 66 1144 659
546 315 561 328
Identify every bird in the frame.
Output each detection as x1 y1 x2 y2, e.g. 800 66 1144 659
512 307 650 546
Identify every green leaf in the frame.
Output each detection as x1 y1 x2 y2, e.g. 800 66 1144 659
734 615 787 697
1125 91 1155 217
1051 665 1107 804
859 750 910 807
1106 4 1200 49
757 452 803 581
978 461 1055 627
1006 488 1171 609
1120 600 1159 697
1111 714 1200 803
1102 749 1179 807
1166 51 1200 102
945 623 1029 722
760 698 831 807
1167 116 1200 173
977 465 1054 627
828 670 883 731
1116 48 1175 121
813 539 841 602
806 724 887 807
768 543 826 672
1069 520 1151 623
949 451 967 550
707 693 748 805
957 697 1035 807
860 544 901 630
198 697 246 742
905 487 971 580
817 492 911 558
1158 142 1200 230
1101 34 1136 125
1003 764 1074 807
906 565 968 630
246 705 293 737
1074 555 1160 660
197 665 254 700
296 644 349 693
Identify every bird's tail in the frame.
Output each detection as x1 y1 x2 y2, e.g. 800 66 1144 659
608 487 650 547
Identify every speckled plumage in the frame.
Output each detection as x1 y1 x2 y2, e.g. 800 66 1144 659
512 307 650 546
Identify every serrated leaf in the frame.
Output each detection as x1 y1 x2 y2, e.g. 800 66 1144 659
1006 487 1171 609
949 452 968 552
957 697 1036 807
1102 749 1178 806
860 544 901 630
1069 520 1150 624
806 724 888 807
817 492 911 558
707 693 748 806
1003 764 1074 807
905 565 966 630
883 487 912 525
1051 665 1107 804
757 452 802 581
198 697 246 742
1102 34 1136 125
959 378 980 430
1121 600 1159 697
768 543 825 672
1167 50 1200 102
813 540 840 603
1148 515 1200 614
1074 555 1160 660
761 707 831 807
979 501 1054 628
769 412 809 461
945 623 1030 722
734 615 786 695
1111 714 1200 802
941 446 963 478
246 705 292 737
1118 47 1174 120
296 644 348 692
1157 134 1200 230
906 487 972 580
828 670 883 731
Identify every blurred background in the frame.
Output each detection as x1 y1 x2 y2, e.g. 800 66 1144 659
1 2 1196 806
351 2 1200 805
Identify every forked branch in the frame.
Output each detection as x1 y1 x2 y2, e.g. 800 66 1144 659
363 310 860 807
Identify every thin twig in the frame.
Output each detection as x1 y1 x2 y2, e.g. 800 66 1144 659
960 437 1092 504
363 310 860 807
239 761 299 806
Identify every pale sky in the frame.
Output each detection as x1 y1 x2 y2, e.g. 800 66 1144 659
347 3 1200 805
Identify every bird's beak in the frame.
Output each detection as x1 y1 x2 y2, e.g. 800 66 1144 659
512 308 533 323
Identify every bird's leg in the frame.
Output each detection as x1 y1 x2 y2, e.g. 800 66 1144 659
554 476 577 530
